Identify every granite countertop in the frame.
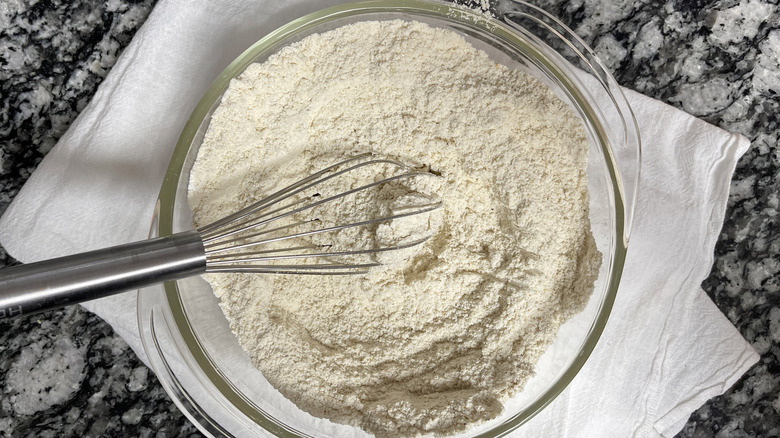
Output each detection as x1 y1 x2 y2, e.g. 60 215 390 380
0 0 777 437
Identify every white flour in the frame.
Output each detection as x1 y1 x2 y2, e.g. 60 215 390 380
188 20 601 437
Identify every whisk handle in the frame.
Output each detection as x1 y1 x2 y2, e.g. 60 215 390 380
0 230 206 319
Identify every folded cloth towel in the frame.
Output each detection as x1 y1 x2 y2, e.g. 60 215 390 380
0 0 758 436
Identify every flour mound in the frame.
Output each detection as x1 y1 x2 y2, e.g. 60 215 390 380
189 20 600 437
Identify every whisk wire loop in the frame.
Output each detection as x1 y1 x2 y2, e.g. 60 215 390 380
196 153 442 275
199 153 402 236
201 170 437 246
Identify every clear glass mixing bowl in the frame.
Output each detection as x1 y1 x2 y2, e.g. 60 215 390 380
138 1 641 436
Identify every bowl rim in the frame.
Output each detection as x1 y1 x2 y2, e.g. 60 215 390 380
145 1 635 436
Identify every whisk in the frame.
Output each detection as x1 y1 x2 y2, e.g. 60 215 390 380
0 153 441 319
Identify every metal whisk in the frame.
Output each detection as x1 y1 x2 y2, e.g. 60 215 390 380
0 154 441 319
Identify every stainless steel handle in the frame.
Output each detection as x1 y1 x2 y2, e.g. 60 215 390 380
0 230 206 319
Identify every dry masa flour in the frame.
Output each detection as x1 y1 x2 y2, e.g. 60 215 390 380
188 19 601 437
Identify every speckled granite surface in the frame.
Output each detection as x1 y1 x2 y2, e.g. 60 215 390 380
0 0 777 437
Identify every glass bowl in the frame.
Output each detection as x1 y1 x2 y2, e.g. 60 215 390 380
138 1 641 436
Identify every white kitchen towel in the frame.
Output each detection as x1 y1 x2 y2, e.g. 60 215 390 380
0 0 758 437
